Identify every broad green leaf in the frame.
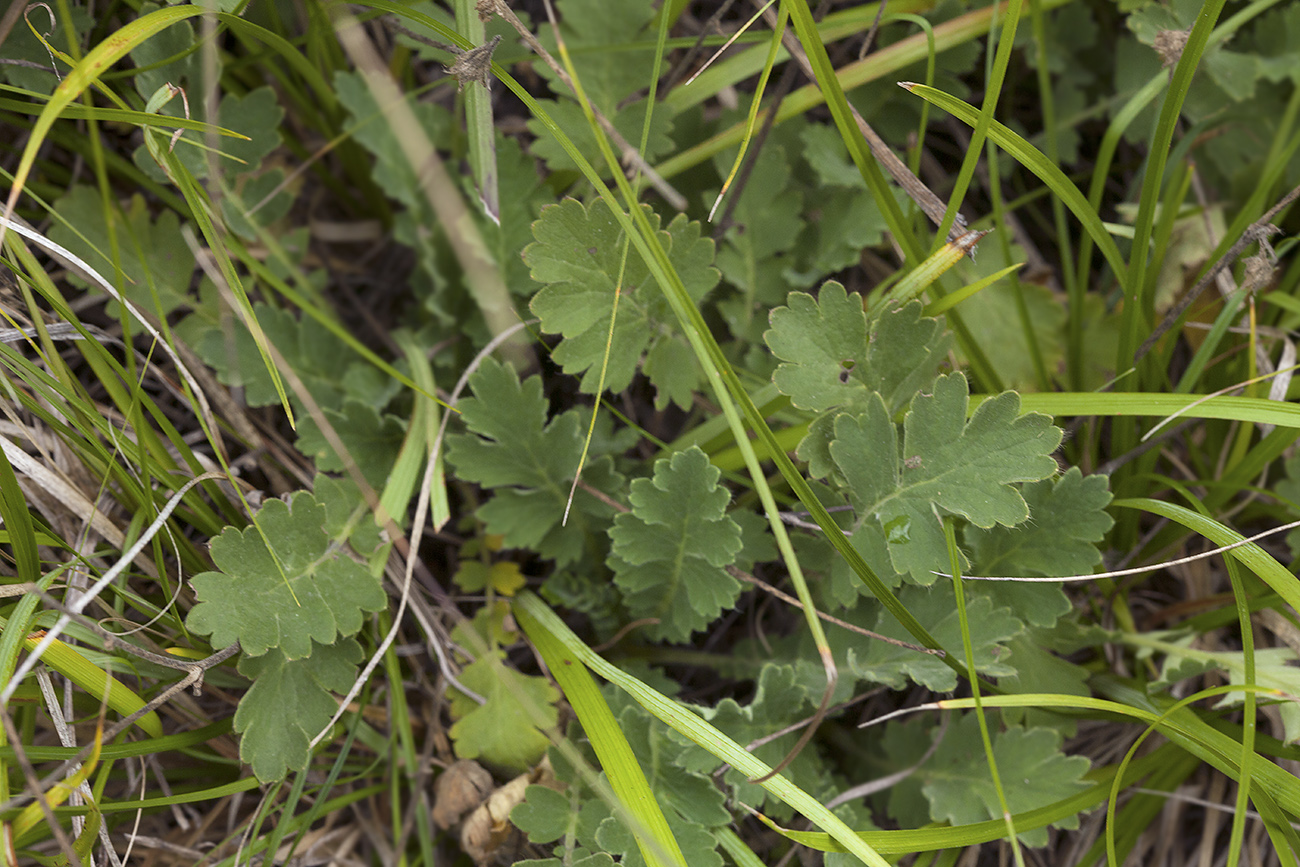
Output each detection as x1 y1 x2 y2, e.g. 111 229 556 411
608 447 743 643
444 358 624 566
512 784 577 844
672 665 830 819
879 712 1090 846
796 126 905 275
128 6 203 101
954 247 1065 391
334 69 454 213
234 638 363 782
533 0 656 113
448 651 560 771
767 283 949 416
829 374 1062 582
604 695 732 829
965 467 1113 628
48 187 194 318
595 812 722 867
917 715 1090 847
185 302 349 409
1272 452 1300 558
528 98 675 174
1 6 91 95
513 855 615 867
293 398 405 489
1254 3 1300 84
187 492 387 659
712 143 800 299
847 585 1021 691
526 198 719 410
314 473 386 557
134 87 285 185
998 633 1091 735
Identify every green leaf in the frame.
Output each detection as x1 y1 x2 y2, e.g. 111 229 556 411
0 6 91 95
828 374 1062 583
998 633 1091 735
767 283 950 416
448 651 560 772
185 302 350 409
1254 3 1300 84
293 398 405 489
604 695 732 829
712 144 800 300
234 638 363 782
222 168 294 240
514 856 615 867
334 69 453 212
1156 646 1300 743
951 247 1065 391
965 467 1113 628
796 127 902 276
48 187 194 318
186 492 387 659
1273 453 1300 558
533 0 657 113
528 98 675 174
444 358 624 566
607 447 743 643
595 812 722 867
967 468 1112 579
129 5 203 100
847 586 1021 691
134 87 285 184
672 664 827 818
454 561 526 596
314 473 386 557
512 784 578 844
915 715 1090 847
526 198 719 410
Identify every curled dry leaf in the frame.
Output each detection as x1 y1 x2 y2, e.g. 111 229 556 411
461 757 557 865
432 759 494 829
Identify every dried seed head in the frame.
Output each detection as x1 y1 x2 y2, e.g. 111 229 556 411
1153 28 1190 67
446 34 502 90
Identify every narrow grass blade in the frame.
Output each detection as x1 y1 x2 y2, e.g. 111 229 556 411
901 81 1128 284
520 601 689 867
515 591 893 867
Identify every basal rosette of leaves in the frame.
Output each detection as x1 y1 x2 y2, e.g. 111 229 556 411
444 248 1116 850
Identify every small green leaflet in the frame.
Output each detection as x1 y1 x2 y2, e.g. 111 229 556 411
608 447 743 642
525 198 719 410
764 282 951 479
234 638 363 782
966 467 1113 628
829 373 1062 583
444 358 624 566
186 491 386 659
448 651 560 771
880 713 1090 847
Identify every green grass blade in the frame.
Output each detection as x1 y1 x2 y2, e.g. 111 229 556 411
901 81 1128 284
519 601 689 867
514 591 893 867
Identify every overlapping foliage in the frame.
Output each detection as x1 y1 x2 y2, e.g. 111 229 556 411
3 0 1299 864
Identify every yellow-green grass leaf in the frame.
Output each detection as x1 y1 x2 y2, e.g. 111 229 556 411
515 591 893 867
900 82 1128 285
521 601 689 867
17 631 163 739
